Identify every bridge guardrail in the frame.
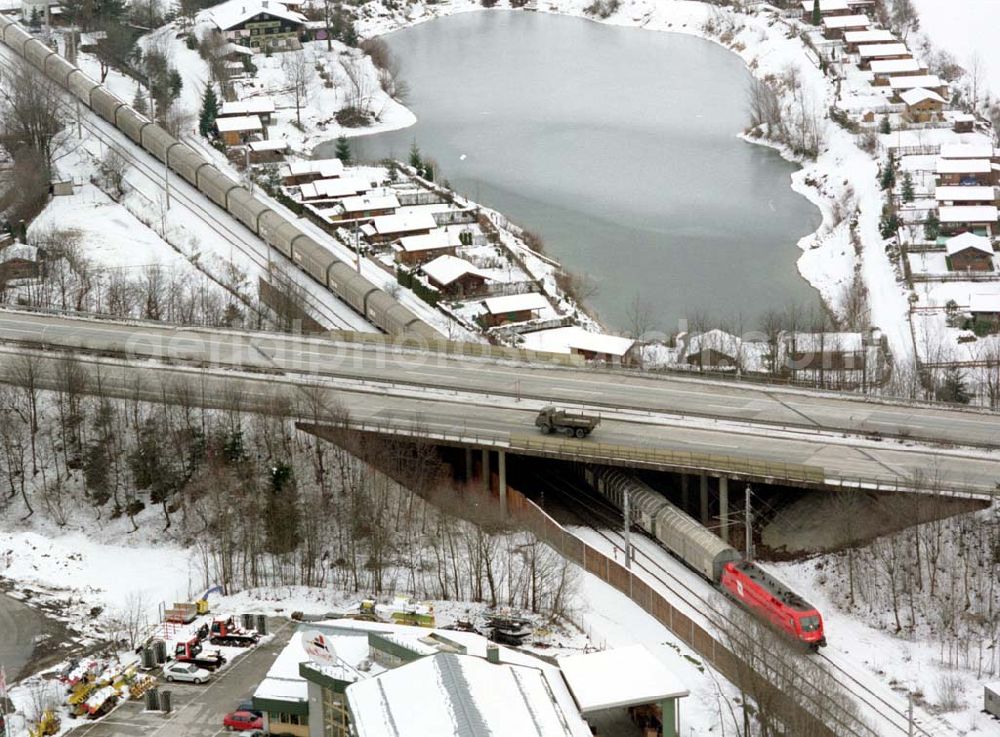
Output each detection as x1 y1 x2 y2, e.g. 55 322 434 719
508 433 828 485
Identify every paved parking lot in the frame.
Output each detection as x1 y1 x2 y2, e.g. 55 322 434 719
65 618 293 737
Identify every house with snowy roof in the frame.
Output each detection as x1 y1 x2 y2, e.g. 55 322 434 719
481 292 550 327
207 0 306 51
392 230 459 266
219 97 276 124
970 294 1000 324
361 213 437 246
519 325 637 365
945 233 994 272
936 158 994 187
419 255 491 297
843 29 896 53
888 75 948 101
783 331 869 372
821 13 869 39
857 43 911 69
935 185 997 208
282 158 345 186
870 58 924 84
799 0 851 19
938 205 998 238
899 88 946 122
214 114 263 146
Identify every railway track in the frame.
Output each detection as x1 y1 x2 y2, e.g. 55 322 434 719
0 41 369 333
526 469 952 737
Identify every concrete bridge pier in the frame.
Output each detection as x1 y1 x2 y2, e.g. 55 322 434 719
680 474 689 513
699 473 709 526
498 450 507 517
481 448 490 492
464 447 473 482
719 476 729 544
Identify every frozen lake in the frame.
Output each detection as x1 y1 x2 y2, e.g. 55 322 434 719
322 10 822 332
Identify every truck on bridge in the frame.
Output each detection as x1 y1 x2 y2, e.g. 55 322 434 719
535 407 600 438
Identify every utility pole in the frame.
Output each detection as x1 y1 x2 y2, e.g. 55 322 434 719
623 489 631 570
744 484 753 562
907 693 914 737
76 98 82 139
164 158 171 209
354 225 361 273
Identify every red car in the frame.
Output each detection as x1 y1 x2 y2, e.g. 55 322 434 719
223 710 264 731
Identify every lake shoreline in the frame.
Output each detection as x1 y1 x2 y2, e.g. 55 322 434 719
331 6 823 332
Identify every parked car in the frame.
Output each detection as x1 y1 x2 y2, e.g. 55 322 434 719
163 662 211 684
224 710 265 731
237 699 263 717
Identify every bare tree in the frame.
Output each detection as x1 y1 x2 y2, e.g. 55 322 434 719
282 50 315 128
99 148 128 200
0 58 68 169
342 56 375 114
890 0 919 41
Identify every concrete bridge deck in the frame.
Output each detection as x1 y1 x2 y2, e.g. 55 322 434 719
0 309 997 497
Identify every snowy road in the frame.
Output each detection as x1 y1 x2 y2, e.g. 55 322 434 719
0 594 42 681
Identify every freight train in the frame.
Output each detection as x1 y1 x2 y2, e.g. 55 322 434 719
584 466 826 648
0 16 441 340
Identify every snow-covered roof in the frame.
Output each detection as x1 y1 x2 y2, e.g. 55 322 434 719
255 631 310 704
420 255 490 286
215 115 261 133
889 75 945 90
821 13 869 29
339 192 399 213
299 177 368 200
970 294 1000 313
346 653 591 737
558 646 688 713
899 88 946 106
483 292 549 315
936 158 992 174
945 232 993 256
219 97 275 116
858 43 910 58
394 230 456 253
869 58 922 75
951 113 976 123
208 0 306 31
843 29 896 44
800 0 848 12
370 212 437 235
787 332 864 353
519 326 635 357
248 139 288 152
935 186 995 202
285 157 344 178
937 205 999 224
940 142 994 160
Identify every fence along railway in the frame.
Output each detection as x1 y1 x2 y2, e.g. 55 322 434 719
0 15 442 340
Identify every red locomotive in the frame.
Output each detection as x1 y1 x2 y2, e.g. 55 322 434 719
721 560 826 648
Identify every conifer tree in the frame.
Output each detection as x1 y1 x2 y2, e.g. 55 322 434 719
334 135 351 164
199 84 220 138
812 0 820 25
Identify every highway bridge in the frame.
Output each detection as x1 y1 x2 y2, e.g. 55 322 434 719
0 309 997 508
